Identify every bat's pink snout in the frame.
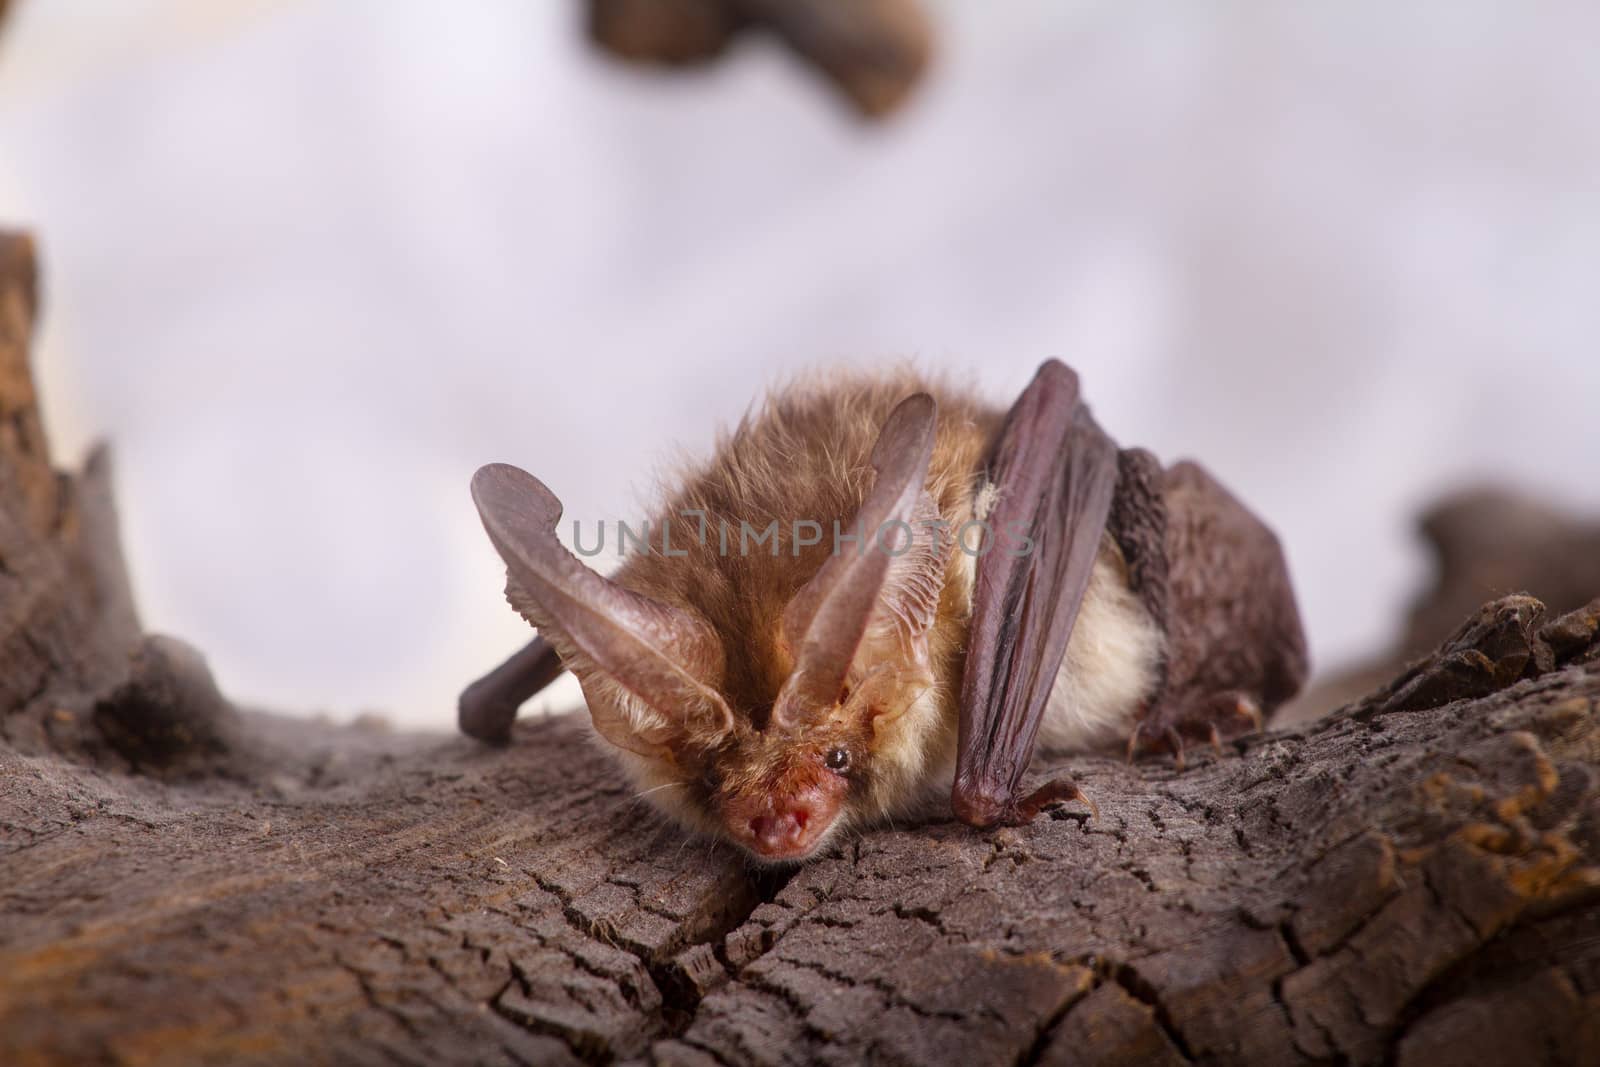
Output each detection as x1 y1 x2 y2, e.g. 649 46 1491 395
724 783 842 862
747 808 811 853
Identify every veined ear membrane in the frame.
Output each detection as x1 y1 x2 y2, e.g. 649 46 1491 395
860 488 948 676
470 463 734 739
773 393 939 730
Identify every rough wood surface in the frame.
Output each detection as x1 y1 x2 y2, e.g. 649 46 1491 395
4 229 1600 1066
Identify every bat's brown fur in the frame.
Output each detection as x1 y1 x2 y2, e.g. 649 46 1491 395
587 368 1003 857
476 363 1305 861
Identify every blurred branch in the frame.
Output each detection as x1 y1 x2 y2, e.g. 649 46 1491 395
587 0 933 118
0 231 144 759
1279 486 1600 726
1403 487 1600 659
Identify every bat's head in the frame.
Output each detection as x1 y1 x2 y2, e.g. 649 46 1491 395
471 394 952 864
676 650 943 863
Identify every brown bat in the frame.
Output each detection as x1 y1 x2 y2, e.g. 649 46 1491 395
461 361 1308 863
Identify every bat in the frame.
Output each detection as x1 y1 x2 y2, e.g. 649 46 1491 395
460 361 1309 862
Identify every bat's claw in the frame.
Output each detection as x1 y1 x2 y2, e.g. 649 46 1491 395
1012 777 1098 824
1126 719 1187 768
954 776 1097 828
1128 691 1263 769
1238 695 1264 732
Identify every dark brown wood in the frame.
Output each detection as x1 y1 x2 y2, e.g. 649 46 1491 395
1279 486 1600 728
1 232 143 764
4 230 1599 1065
586 0 934 118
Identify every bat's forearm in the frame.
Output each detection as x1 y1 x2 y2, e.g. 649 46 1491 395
458 636 564 745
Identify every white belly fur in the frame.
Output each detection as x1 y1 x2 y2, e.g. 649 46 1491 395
1035 548 1163 752
952 489 1162 755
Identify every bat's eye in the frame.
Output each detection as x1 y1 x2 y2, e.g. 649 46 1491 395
824 747 851 774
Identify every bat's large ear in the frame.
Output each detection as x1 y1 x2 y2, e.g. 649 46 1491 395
471 464 734 755
855 486 948 682
772 393 943 730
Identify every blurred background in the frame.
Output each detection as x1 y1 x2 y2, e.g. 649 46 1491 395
1 0 1597 728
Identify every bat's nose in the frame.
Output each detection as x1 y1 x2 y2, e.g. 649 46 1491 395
748 807 810 852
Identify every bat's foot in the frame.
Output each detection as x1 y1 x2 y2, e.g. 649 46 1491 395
1127 692 1262 770
1126 722 1186 768
1012 777 1099 825
952 775 1098 828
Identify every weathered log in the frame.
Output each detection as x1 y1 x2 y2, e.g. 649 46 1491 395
586 0 933 118
3 230 1599 1065
0 232 143 763
1280 485 1600 727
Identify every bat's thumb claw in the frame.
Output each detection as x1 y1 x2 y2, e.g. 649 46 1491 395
1238 696 1264 732
1079 791 1102 822
954 777 1097 828
1013 778 1096 825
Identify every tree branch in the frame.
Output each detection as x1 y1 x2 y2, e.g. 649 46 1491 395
2 229 1597 1066
586 0 933 118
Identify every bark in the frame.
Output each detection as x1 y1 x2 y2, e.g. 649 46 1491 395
3 229 1600 1066
1279 485 1600 728
1 233 144 764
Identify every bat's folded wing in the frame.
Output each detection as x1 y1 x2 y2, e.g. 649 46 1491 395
952 361 1119 828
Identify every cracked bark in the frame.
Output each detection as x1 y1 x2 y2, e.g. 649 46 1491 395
3 229 1600 1066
